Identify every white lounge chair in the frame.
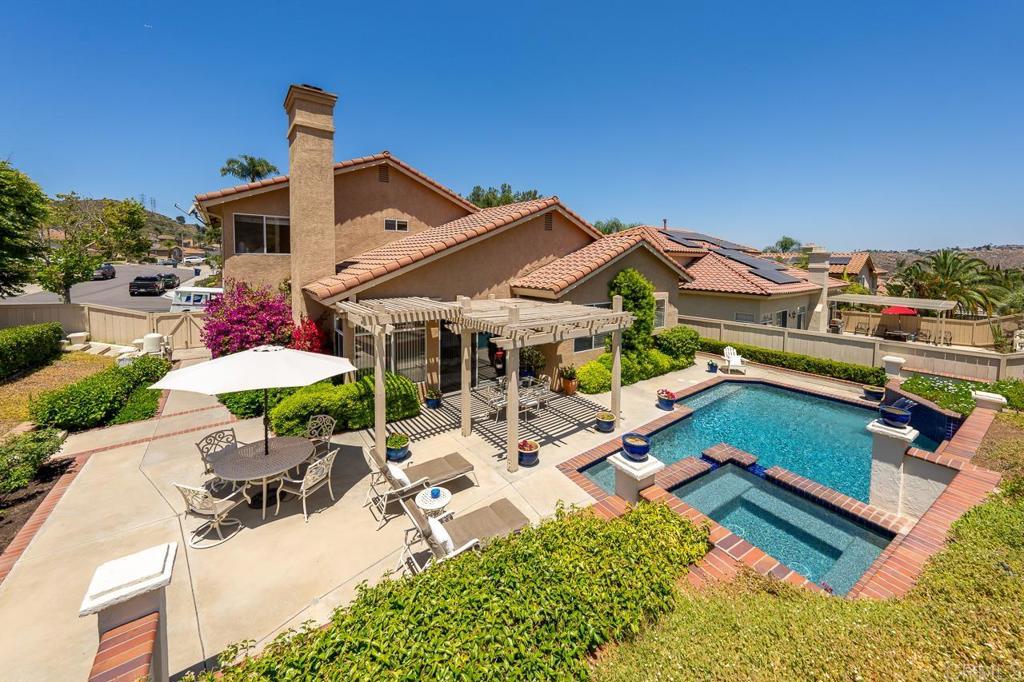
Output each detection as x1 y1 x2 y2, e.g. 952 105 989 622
722 346 747 374
364 447 479 528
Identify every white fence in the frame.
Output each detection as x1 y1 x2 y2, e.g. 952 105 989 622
681 314 1024 382
0 303 207 350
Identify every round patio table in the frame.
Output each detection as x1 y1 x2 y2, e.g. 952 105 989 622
212 437 314 520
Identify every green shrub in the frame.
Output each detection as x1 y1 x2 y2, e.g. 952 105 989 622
196 503 709 681
29 355 170 431
0 322 63 381
0 428 63 501
269 373 420 435
578 360 612 393
900 374 980 415
109 388 161 425
698 338 887 386
219 388 297 418
988 378 1024 411
609 268 656 352
654 325 699 363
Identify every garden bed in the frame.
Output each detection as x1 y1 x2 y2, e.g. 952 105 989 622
0 456 72 554
0 353 113 437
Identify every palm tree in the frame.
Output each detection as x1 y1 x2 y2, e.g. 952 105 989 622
766 236 802 253
220 155 280 183
889 250 1009 317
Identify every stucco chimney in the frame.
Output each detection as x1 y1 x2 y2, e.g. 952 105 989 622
662 218 668 229
803 243 831 332
284 84 337 321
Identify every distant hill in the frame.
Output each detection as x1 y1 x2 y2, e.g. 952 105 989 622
75 198 201 241
869 244 1024 273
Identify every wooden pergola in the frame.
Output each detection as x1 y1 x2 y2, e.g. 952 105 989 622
335 296 634 471
830 293 957 342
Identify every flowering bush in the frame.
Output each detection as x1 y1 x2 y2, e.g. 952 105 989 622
202 281 293 358
518 439 539 452
290 317 328 353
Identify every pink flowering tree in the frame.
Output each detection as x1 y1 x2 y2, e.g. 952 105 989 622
202 281 294 357
290 317 328 353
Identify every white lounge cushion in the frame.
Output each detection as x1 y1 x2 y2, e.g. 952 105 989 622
387 462 410 487
427 516 454 553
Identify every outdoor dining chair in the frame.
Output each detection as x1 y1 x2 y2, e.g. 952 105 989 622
304 414 337 461
195 428 244 491
274 449 338 522
364 447 478 528
396 493 530 574
174 482 246 548
854 322 869 335
942 331 953 346
915 329 931 344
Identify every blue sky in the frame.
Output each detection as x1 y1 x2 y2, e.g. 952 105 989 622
2 1 1021 250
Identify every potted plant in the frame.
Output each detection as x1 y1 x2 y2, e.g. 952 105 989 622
519 346 545 378
657 388 678 411
385 433 411 461
621 432 651 461
862 385 885 402
560 364 578 395
879 405 911 428
706 359 719 373
425 386 443 409
518 438 540 467
595 411 616 433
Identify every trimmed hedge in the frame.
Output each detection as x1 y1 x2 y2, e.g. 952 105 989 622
578 360 612 393
654 325 700 363
269 372 420 436
0 428 63 502
219 388 297 418
698 338 887 386
577 326 697 395
0 322 63 381
109 388 162 425
29 355 170 431
195 503 709 681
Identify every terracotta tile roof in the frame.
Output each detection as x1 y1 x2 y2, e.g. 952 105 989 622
510 226 691 295
304 197 592 301
681 251 847 296
194 151 477 212
828 252 872 277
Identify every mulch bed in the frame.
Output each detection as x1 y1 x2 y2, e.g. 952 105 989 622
0 458 73 554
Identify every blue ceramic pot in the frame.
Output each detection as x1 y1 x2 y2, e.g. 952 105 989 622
518 445 539 467
386 444 410 462
595 416 615 433
621 433 651 461
426 397 442 409
657 396 675 411
879 405 912 428
862 386 885 401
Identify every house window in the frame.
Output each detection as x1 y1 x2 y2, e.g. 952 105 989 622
385 219 409 232
795 305 807 329
352 322 426 383
734 312 756 323
774 310 788 328
574 302 612 352
653 296 667 328
761 313 773 325
233 215 290 254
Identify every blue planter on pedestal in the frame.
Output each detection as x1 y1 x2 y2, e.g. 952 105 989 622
879 405 912 428
621 433 651 462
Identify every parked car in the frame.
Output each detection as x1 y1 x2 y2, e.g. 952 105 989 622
159 258 179 266
92 263 116 280
169 286 223 312
159 273 180 289
182 255 205 265
129 276 165 296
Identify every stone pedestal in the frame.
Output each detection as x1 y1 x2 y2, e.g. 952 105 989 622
607 453 664 503
80 543 177 682
881 355 906 379
971 390 1007 412
867 420 918 514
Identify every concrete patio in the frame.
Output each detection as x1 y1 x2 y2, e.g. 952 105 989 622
0 356 864 680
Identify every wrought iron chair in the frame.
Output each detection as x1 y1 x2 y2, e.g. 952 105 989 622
304 414 337 461
174 482 245 548
275 449 338 522
195 428 243 491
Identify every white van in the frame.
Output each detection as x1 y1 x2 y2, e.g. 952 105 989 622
169 286 222 312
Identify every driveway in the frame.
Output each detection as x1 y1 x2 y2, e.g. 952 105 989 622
0 263 204 312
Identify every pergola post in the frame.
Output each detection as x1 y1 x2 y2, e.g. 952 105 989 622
505 307 520 472
458 298 472 437
611 295 623 425
373 324 387 459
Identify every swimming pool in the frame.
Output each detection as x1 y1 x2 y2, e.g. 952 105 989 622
673 464 892 595
582 381 939 501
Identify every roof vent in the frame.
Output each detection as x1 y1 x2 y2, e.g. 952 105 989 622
378 164 390 183
544 213 553 231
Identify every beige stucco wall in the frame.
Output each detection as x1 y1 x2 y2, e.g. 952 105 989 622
678 291 819 329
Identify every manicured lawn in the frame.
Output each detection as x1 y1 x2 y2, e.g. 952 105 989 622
593 412 1024 681
0 353 113 436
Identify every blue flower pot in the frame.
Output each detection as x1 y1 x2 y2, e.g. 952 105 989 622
879 405 912 428
862 386 885 402
386 444 410 462
518 446 539 467
707 361 719 373
621 433 651 461
426 397 442 409
657 396 675 411
595 416 615 433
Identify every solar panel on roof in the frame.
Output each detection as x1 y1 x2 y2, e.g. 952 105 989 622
753 269 802 284
716 248 787 271
663 232 705 249
829 256 852 265
674 231 750 251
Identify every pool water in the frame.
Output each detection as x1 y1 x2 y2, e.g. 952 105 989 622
583 382 938 501
674 465 892 595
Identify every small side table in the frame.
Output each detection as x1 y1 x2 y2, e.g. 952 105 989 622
415 486 452 518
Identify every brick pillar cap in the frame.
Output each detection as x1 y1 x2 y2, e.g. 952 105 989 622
80 542 177 617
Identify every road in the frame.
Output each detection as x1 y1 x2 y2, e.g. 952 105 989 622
0 263 206 312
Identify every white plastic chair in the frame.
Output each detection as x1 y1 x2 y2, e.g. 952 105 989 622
275 449 338 522
722 346 747 374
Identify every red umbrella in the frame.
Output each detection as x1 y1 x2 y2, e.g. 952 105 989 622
880 306 918 316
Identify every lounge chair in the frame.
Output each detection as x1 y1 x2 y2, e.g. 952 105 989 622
275 449 338 522
396 494 530 573
174 482 245 548
364 447 479 528
721 346 747 374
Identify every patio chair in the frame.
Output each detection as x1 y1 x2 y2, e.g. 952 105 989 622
364 447 479 528
195 428 244 491
274 449 338 522
396 494 530 574
873 324 888 338
942 331 953 346
304 414 337 460
721 346 747 374
853 322 869 335
174 482 245 548
915 329 931 344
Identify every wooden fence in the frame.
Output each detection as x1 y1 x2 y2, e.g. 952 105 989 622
0 303 207 350
681 314 1024 382
838 310 1023 348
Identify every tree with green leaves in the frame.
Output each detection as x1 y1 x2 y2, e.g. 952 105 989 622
0 161 47 297
100 199 149 261
609 268 656 352
220 155 280 183
594 218 642 234
886 249 1011 317
466 183 541 208
766 235 802 253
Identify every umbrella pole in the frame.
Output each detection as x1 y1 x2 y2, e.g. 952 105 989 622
263 388 270 456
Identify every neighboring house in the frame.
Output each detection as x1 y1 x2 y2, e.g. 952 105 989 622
149 243 206 262
193 84 845 390
828 252 880 292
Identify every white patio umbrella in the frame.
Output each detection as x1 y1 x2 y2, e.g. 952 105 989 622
151 345 357 455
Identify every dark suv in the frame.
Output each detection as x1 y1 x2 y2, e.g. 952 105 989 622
129 276 165 296
159 273 180 289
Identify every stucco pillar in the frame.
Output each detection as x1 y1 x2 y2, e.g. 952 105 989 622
505 306 520 472
804 244 831 333
373 326 387 458
607 453 664 503
972 390 1007 412
284 84 338 322
460 328 472 436
80 543 177 682
882 355 906 380
867 420 918 514
611 295 623 425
